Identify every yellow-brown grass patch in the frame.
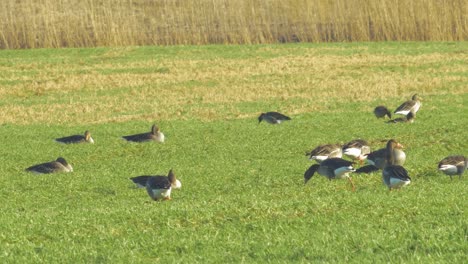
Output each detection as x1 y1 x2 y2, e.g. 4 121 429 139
0 45 466 125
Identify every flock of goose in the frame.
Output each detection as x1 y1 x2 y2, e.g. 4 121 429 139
25 124 180 201
301 93 466 191
24 94 466 200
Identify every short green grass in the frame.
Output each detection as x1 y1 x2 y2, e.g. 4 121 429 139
0 42 467 263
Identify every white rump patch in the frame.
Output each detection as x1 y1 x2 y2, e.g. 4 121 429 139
344 148 361 158
311 155 328 162
150 188 171 200
157 133 165 143
389 178 411 189
439 165 457 175
172 179 182 189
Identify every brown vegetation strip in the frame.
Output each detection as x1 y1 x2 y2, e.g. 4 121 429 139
0 0 466 49
0 45 466 125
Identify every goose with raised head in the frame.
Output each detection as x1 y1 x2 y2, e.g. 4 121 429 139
130 174 182 189
382 139 411 190
122 124 165 143
145 169 181 201
26 157 73 174
356 139 406 174
387 111 415 124
56 130 94 144
394 94 421 116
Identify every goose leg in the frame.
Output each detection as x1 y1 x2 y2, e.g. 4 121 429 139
347 177 355 192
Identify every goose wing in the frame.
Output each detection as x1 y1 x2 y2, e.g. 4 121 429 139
267 112 291 120
122 132 153 142
26 161 62 174
384 165 411 181
130 175 151 188
394 100 416 114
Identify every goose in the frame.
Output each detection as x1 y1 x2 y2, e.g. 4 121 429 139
342 139 371 164
356 139 406 174
382 139 411 190
368 140 406 168
258 112 291 124
394 94 421 116
306 144 342 163
304 158 356 191
26 157 73 174
374 106 391 119
438 155 466 180
122 124 165 143
386 111 415 124
130 175 182 189
55 130 94 144
145 169 181 201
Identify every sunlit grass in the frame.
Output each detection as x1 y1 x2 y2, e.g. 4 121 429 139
0 42 467 262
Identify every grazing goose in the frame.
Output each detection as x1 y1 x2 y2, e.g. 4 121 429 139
258 112 291 124
145 169 181 201
26 157 73 174
438 155 467 180
55 130 94 144
122 124 165 143
304 158 356 191
374 106 392 119
342 139 371 164
394 94 421 116
130 175 182 189
386 111 415 124
382 139 411 190
306 144 343 163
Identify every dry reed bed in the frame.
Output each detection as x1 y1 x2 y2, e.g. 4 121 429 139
0 46 466 124
1 0 466 49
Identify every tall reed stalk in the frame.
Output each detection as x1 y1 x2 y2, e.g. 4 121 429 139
0 0 466 49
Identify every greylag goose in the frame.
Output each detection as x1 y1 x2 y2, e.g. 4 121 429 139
306 144 343 163
122 124 165 143
374 106 391 119
130 175 182 189
342 139 370 164
356 139 406 174
145 169 181 201
26 157 73 174
258 112 291 124
56 130 94 144
387 111 415 124
382 139 411 190
394 94 421 116
438 155 466 180
304 158 356 191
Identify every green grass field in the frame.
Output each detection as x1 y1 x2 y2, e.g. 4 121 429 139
0 42 467 263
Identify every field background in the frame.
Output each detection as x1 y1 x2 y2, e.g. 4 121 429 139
0 42 467 262
1 0 467 49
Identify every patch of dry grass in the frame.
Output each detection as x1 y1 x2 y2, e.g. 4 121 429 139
0 43 466 124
